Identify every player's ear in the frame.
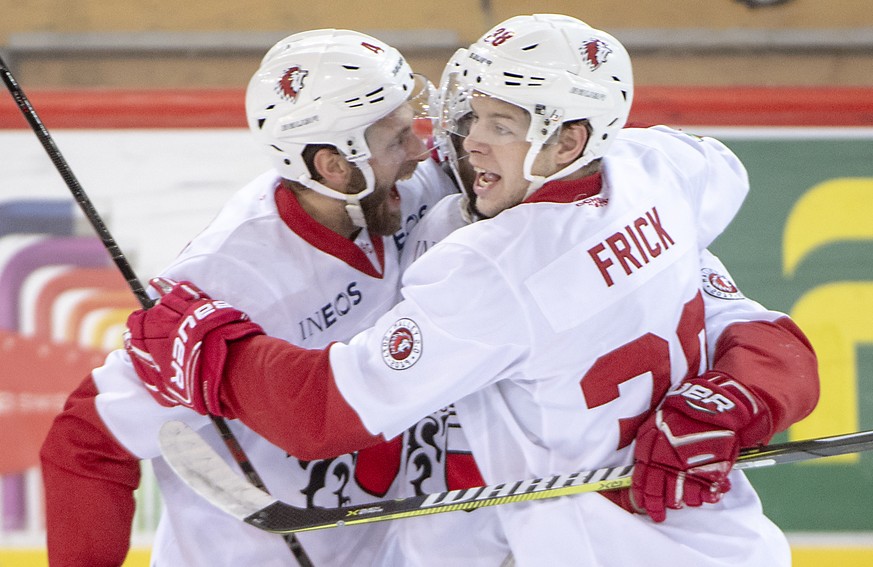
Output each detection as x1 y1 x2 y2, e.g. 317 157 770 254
312 147 353 188
553 121 590 169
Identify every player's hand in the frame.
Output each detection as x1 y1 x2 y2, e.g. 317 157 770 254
124 278 264 415
631 371 771 522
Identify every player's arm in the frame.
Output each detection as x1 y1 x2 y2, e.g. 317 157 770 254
629 250 819 522
40 373 141 567
125 253 525 461
124 279 385 459
221 335 387 459
699 248 818 434
707 313 818 435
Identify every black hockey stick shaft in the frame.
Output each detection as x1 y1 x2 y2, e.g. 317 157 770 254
159 420 873 535
0 56 313 566
0 56 150 306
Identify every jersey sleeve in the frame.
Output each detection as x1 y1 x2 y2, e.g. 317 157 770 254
40 374 141 567
41 348 211 565
92 349 211 458
700 250 819 441
712 317 819 442
221 336 386 459
700 249 786 347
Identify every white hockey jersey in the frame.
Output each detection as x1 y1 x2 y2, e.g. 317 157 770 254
88 158 457 566
380 126 806 567
388 205 798 566
323 126 792 566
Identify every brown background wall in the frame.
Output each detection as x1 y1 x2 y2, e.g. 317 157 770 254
1 0 872 87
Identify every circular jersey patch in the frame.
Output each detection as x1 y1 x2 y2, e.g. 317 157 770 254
701 268 744 300
381 318 422 370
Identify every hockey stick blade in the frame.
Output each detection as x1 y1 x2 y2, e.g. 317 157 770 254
159 421 873 534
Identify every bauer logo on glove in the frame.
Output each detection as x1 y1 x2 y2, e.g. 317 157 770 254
669 382 737 414
168 299 242 406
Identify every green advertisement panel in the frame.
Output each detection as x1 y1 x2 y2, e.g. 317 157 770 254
706 131 873 531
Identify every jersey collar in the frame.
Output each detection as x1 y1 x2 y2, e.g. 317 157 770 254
274 184 386 278
524 172 603 205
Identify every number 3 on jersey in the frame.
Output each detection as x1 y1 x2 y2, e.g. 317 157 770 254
580 293 705 450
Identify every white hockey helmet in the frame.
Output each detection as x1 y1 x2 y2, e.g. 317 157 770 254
247 29 418 227
440 14 633 194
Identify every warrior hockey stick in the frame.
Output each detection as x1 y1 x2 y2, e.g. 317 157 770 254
0 56 313 566
160 420 873 534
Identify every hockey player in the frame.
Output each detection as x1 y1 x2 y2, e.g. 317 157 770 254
39 29 459 566
378 53 821 565
124 15 819 567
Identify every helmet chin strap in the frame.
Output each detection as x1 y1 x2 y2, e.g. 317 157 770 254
521 141 547 198
297 160 377 229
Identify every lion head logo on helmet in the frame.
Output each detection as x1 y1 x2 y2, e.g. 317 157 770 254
276 66 309 102
580 39 612 71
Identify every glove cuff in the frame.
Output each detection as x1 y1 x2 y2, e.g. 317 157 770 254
200 321 265 416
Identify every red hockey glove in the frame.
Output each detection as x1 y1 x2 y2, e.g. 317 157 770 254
124 278 264 415
631 371 771 523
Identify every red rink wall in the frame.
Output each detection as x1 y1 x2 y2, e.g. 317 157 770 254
1 87 873 129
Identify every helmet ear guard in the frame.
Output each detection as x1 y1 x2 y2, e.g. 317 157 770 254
246 29 418 228
441 14 634 195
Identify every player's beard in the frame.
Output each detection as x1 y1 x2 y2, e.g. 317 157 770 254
348 167 404 236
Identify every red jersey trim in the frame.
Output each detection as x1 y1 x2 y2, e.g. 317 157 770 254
222 336 384 460
274 184 386 278
711 317 819 440
524 172 603 205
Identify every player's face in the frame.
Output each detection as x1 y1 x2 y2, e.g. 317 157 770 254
358 103 429 235
462 95 540 218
